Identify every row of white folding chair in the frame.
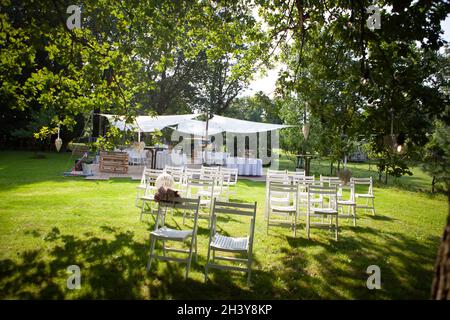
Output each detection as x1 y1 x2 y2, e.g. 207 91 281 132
320 175 375 215
297 179 356 226
147 197 257 284
164 165 238 201
264 172 314 218
267 181 356 240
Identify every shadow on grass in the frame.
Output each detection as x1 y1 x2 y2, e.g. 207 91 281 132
0 218 440 299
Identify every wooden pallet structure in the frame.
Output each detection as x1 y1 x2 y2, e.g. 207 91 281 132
99 151 129 174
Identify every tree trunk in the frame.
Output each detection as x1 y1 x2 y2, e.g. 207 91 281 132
432 176 436 193
385 168 388 184
330 161 334 175
337 160 341 172
431 188 450 299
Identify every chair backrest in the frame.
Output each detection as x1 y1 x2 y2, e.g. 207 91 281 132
220 167 238 183
202 166 220 173
164 165 184 183
288 170 306 184
201 167 221 182
211 199 257 242
307 185 337 209
267 169 287 175
320 175 340 184
144 168 164 185
164 165 184 174
183 168 202 183
298 175 316 184
186 177 215 197
155 197 201 230
350 177 373 194
268 181 299 208
266 171 289 183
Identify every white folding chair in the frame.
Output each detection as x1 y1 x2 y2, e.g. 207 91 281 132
306 185 339 241
136 166 149 207
164 165 184 187
147 197 201 279
217 170 232 201
336 181 357 226
185 177 215 226
139 169 164 220
205 199 257 285
297 176 321 217
351 177 375 215
220 167 238 199
267 181 299 236
201 167 223 199
264 171 289 219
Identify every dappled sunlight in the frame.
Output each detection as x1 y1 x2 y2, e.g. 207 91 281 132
0 151 447 299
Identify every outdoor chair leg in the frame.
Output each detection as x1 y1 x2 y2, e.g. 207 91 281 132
335 216 339 241
205 246 212 283
185 238 194 279
372 198 376 215
147 236 156 272
247 263 252 286
194 235 198 263
140 201 146 221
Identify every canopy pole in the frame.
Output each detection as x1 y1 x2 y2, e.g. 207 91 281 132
138 129 141 142
204 109 209 165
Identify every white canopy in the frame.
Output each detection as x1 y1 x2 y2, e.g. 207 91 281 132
102 113 293 135
101 114 198 133
175 119 224 136
175 114 293 135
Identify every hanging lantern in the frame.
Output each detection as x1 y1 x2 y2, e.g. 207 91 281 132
302 123 310 140
55 126 62 152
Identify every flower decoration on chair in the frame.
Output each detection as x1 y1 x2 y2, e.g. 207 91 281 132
154 172 179 202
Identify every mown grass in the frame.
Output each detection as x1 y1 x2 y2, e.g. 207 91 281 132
0 151 447 299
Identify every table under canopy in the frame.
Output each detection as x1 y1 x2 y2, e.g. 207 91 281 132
100 113 294 176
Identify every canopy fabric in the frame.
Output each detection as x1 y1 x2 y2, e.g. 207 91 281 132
101 114 198 132
102 113 293 135
175 119 224 136
209 115 293 133
174 114 293 135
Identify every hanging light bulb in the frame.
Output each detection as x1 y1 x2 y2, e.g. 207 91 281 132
55 126 62 152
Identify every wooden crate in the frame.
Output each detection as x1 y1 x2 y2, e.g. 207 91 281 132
99 151 129 173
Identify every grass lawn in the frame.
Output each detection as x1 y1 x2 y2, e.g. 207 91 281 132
0 150 447 299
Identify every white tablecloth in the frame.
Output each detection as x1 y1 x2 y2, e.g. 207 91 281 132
122 149 147 165
204 151 229 165
226 157 263 176
156 150 188 169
